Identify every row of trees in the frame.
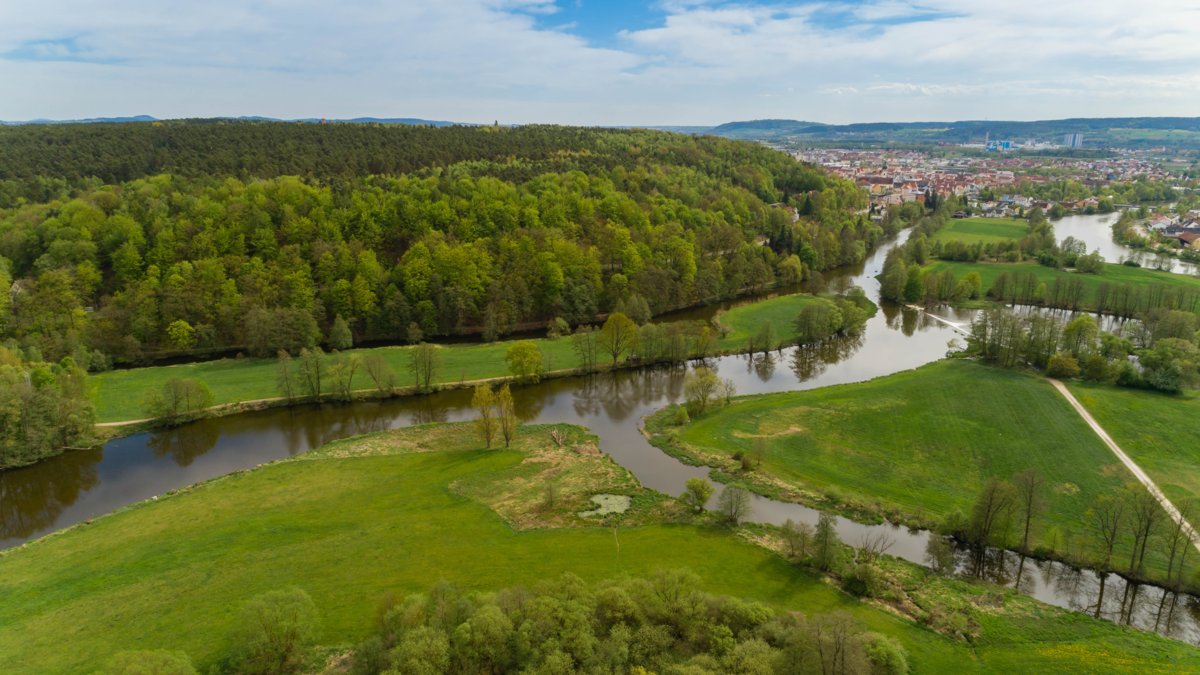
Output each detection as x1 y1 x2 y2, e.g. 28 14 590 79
967 308 1200 392
939 470 1196 587
1 125 874 369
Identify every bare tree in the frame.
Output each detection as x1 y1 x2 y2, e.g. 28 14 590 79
716 484 753 525
297 346 326 403
1086 495 1126 569
275 350 298 405
1126 485 1166 576
812 611 864 675
408 342 442 393
970 477 1016 545
858 530 895 564
1161 502 1197 590
363 353 396 394
1013 468 1047 552
571 325 600 372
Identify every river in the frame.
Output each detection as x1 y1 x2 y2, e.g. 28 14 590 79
3 219 1199 643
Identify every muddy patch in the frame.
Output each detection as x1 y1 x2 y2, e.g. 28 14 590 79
579 494 632 518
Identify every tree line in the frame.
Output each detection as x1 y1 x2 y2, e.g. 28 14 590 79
0 125 880 369
936 468 1196 590
96 571 909 675
966 307 1200 393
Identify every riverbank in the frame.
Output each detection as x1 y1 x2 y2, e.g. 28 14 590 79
644 359 1198 589
2 420 1194 674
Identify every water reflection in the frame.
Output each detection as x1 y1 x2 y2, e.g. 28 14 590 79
0 448 102 539
5 225 1199 643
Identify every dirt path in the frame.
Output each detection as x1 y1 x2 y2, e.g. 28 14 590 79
1048 378 1200 552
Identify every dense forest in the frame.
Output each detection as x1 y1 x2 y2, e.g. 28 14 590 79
0 122 874 367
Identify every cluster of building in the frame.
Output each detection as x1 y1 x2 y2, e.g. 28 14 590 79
1146 211 1200 246
782 146 1193 213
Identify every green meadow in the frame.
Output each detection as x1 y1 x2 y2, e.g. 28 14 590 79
0 421 1194 674
90 292 843 423
929 217 1030 245
924 259 1200 301
1065 382 1200 514
648 360 1183 575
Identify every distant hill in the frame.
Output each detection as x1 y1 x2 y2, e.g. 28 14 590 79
0 115 467 127
701 117 1200 148
0 115 158 126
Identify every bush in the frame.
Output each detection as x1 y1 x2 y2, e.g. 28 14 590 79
102 650 197 675
673 406 690 426
937 506 969 538
863 632 909 675
740 455 753 471
1113 360 1144 388
228 587 321 675
1083 355 1109 382
841 563 882 597
1046 353 1080 379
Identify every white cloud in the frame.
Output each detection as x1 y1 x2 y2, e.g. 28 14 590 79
1 1 1199 124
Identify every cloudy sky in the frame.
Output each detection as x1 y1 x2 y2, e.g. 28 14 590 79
3 0 1199 125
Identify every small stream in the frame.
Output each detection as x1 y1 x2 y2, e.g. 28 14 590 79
4 219 1200 643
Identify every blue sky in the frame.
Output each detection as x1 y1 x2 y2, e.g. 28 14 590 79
2 1 1199 125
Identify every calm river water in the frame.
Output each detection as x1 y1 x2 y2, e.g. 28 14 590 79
4 218 1198 643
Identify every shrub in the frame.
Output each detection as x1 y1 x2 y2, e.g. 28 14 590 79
102 650 196 675
740 455 753 471
1046 353 1080 379
673 406 690 426
228 587 321 675
863 632 909 675
937 507 969 538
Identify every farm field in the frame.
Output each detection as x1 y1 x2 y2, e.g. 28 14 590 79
1065 382 1200 514
0 421 1194 675
928 217 1030 245
89 292 845 423
647 360 1181 575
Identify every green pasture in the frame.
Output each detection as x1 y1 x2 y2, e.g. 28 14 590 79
90 292 847 423
929 218 1030 245
0 421 1194 674
925 259 1200 304
1065 382 1200 514
651 360 1184 574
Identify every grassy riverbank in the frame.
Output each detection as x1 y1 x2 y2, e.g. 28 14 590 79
88 292 845 424
645 360 1185 578
924 260 1200 303
929 217 1030 245
1 421 1194 674
1065 382 1200 514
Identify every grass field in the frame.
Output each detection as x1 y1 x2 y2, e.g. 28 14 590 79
1065 382 1200 514
929 218 1030 245
647 360 1183 574
716 293 870 350
89 292 846 423
925 259 1200 305
1 421 1194 674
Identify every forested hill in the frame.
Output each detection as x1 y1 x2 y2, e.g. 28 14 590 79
0 121 827 202
0 122 881 376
